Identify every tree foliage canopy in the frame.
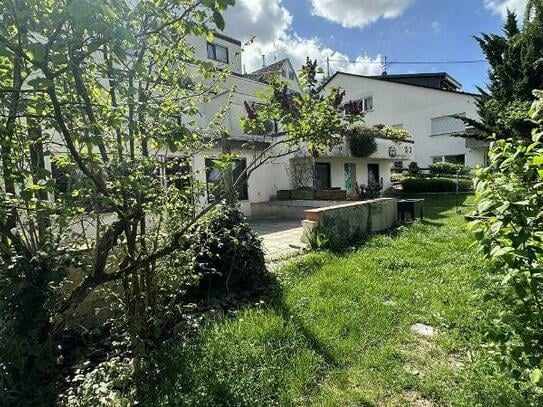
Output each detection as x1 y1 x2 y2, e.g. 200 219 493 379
472 2 543 140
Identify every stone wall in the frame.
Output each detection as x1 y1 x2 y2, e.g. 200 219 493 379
302 198 397 243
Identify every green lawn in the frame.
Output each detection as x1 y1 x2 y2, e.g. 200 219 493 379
155 194 524 406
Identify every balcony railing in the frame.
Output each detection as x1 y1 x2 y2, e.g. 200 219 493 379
310 137 414 161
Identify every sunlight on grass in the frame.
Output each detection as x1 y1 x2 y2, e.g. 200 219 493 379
161 195 523 406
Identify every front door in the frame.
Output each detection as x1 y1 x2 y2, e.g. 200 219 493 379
314 163 331 190
367 163 380 185
344 163 356 197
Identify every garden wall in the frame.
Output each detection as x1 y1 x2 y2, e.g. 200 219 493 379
250 200 345 220
302 198 397 243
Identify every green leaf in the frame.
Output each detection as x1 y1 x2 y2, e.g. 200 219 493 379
530 369 542 384
213 11 225 31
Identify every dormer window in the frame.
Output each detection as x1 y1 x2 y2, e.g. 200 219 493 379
207 42 229 64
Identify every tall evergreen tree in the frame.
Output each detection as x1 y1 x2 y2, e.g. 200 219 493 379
471 4 543 140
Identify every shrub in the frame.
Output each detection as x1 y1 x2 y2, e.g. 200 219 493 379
356 180 383 199
428 162 471 177
344 125 378 157
408 162 420 176
373 123 411 140
401 177 473 193
471 90 543 395
186 204 267 296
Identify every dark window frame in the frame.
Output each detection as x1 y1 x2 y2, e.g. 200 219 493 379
314 162 331 190
205 158 249 202
206 42 229 64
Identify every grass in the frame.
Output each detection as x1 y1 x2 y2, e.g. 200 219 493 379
155 194 524 406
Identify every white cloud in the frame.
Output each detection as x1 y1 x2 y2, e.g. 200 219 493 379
310 0 415 28
223 0 383 76
431 22 442 33
484 0 527 18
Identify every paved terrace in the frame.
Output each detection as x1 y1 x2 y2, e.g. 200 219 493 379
250 219 306 261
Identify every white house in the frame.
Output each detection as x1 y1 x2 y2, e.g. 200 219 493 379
321 72 489 168
174 34 414 217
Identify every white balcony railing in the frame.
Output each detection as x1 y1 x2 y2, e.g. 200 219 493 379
313 137 414 161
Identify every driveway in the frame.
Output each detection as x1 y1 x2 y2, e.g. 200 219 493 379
250 219 306 260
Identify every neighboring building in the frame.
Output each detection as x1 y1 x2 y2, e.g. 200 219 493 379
176 34 413 216
244 58 301 93
321 71 489 168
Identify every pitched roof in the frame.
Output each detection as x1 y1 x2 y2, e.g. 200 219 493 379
321 71 479 97
244 58 289 83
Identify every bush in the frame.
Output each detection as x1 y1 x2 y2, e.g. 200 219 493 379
186 204 267 296
373 123 411 140
471 90 543 396
408 161 419 176
401 177 473 193
344 125 378 158
428 162 471 177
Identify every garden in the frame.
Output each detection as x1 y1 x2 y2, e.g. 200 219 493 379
1 1 543 406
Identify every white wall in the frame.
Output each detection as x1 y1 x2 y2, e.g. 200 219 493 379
190 146 290 216
324 74 485 168
312 157 393 191
186 34 242 74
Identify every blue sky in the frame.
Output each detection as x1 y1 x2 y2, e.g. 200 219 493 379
224 0 527 93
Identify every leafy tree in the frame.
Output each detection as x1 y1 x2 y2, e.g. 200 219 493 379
0 2 354 403
241 58 363 179
471 90 543 398
471 3 543 140
0 0 236 402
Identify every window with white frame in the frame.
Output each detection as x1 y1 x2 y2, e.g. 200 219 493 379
363 96 373 111
431 114 466 136
207 42 229 63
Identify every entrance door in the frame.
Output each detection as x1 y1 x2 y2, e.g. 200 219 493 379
367 163 380 185
314 163 331 190
344 163 357 197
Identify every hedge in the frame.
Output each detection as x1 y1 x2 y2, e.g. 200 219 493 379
428 162 471 176
401 177 473 193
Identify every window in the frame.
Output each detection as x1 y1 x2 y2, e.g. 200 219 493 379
289 71 296 80
431 114 466 136
343 96 374 115
207 42 229 63
281 68 288 78
165 157 192 191
205 158 249 202
363 96 373 111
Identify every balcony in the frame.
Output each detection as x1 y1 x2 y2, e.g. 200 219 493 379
310 137 415 161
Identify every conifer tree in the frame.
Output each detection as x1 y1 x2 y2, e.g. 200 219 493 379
471 3 543 140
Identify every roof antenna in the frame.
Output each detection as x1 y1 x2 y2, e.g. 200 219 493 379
273 41 277 62
262 54 266 68
243 64 246 75
382 55 389 76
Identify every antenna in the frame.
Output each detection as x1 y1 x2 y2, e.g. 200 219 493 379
243 64 246 75
382 56 389 75
273 41 277 62
326 56 331 78
262 54 266 68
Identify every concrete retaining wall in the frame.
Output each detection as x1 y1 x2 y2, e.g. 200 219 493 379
302 198 397 243
250 200 346 220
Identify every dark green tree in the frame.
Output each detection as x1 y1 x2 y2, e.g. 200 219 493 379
470 3 543 140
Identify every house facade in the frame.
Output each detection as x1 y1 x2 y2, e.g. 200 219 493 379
321 72 489 168
175 34 414 216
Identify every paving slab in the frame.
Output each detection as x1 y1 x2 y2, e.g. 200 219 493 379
250 218 306 261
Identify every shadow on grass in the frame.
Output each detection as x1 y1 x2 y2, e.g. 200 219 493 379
146 193 477 404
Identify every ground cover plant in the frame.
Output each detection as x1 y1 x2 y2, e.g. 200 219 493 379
140 194 532 406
